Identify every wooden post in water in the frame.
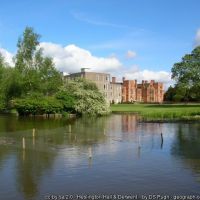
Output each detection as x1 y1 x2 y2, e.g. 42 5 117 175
23 149 25 162
88 147 92 159
32 128 35 146
69 125 71 133
32 128 35 137
22 137 25 149
88 147 93 167
138 135 141 149
161 133 163 149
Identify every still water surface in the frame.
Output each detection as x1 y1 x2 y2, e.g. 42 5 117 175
0 114 200 200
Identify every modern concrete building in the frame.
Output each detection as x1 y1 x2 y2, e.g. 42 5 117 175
65 69 164 103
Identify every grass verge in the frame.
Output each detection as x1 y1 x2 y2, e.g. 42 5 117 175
111 103 200 121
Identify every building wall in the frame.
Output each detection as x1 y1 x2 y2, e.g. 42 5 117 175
122 78 164 103
110 82 122 103
122 80 137 102
65 71 121 103
84 72 111 101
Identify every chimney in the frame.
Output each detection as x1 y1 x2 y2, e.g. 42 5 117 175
112 77 116 83
81 67 90 72
135 79 137 85
122 77 125 82
150 80 155 84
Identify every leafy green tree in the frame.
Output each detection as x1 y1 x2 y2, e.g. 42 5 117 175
15 27 40 71
164 86 176 101
56 88 76 112
38 56 62 95
14 96 63 115
14 26 62 97
0 53 6 109
62 79 110 116
171 46 200 101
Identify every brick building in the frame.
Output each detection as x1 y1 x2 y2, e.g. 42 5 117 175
65 69 164 103
122 78 164 103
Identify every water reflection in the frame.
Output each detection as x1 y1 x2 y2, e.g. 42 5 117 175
171 123 200 182
0 114 200 199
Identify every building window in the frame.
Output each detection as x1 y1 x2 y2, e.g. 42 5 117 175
106 75 110 82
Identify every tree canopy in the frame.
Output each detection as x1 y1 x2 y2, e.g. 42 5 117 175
165 46 200 102
57 79 110 116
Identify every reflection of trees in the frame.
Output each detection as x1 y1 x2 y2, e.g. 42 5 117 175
42 116 107 147
171 123 200 181
0 115 108 199
16 148 56 199
0 115 73 133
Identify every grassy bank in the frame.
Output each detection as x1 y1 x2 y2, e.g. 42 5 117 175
111 103 200 121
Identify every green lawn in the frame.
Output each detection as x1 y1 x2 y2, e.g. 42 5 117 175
111 103 200 121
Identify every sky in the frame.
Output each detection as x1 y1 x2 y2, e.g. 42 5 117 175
0 0 200 87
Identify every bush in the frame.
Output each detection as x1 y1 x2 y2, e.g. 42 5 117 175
13 96 63 115
56 89 76 112
62 79 110 116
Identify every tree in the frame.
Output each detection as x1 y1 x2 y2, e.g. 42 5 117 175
38 56 62 96
15 27 40 71
171 46 200 101
60 79 110 116
14 27 62 97
164 86 176 101
0 53 6 109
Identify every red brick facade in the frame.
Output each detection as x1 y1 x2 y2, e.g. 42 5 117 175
122 78 164 103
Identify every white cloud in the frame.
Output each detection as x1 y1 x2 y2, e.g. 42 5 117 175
195 29 200 47
0 48 14 66
126 50 137 59
40 42 122 73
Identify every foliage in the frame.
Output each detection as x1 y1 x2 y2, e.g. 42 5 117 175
56 88 76 112
14 27 62 97
171 46 200 101
14 96 63 115
0 27 63 114
164 86 176 101
62 79 110 116
15 27 40 71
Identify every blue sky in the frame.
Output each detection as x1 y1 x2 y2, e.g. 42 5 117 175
0 0 200 85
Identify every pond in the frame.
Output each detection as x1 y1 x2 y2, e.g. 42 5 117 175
0 114 200 200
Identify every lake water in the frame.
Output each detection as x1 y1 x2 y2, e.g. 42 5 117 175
0 114 200 200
